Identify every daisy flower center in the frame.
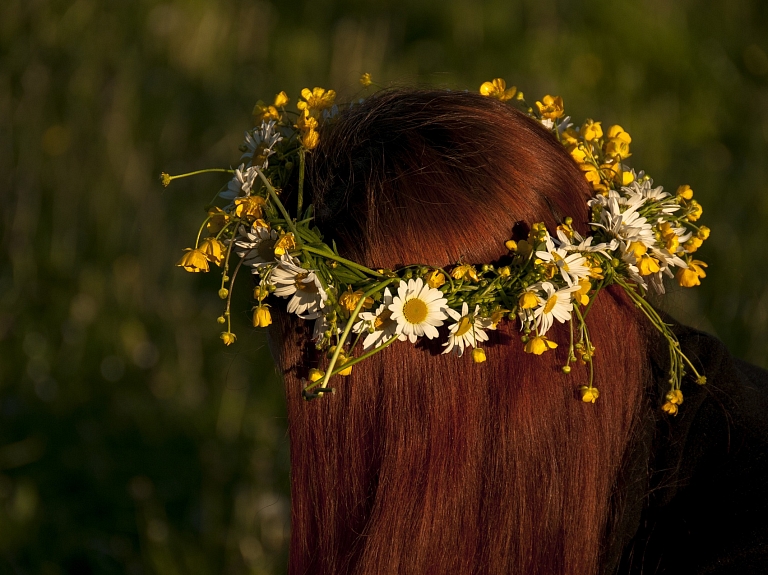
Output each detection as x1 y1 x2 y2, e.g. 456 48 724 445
543 294 558 314
257 238 276 260
374 309 393 329
455 316 473 337
402 298 429 324
294 272 319 293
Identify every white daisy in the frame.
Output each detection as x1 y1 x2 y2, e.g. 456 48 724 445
234 224 279 269
536 236 591 286
556 229 618 257
389 278 448 343
588 192 655 249
533 282 581 335
442 302 494 356
271 259 328 319
221 163 257 201
353 289 399 350
240 120 282 168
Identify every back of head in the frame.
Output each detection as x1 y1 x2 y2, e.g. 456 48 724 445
274 89 648 575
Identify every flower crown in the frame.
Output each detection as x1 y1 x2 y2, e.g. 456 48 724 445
164 76 709 414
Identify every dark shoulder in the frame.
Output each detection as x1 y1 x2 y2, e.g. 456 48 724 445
615 328 768 574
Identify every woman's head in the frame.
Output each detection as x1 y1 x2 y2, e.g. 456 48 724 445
275 89 648 575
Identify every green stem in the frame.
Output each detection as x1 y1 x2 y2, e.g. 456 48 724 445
224 253 246 334
573 305 594 387
255 168 299 238
328 335 399 377
195 216 213 248
301 246 384 278
316 278 397 390
166 168 234 184
297 149 306 216
214 219 237 241
220 222 238 287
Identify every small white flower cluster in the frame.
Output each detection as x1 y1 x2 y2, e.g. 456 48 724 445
351 278 495 357
517 229 613 339
220 121 283 201
589 175 689 294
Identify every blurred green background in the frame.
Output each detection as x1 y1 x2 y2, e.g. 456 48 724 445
1 0 767 572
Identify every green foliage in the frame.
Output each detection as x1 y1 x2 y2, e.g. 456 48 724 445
0 0 766 572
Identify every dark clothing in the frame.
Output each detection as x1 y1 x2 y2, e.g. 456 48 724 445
606 324 768 574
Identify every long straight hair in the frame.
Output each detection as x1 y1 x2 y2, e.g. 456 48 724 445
273 90 648 575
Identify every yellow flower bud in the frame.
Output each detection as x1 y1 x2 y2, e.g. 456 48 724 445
687 200 703 222
308 368 325 383
273 91 289 107
273 232 296 257
683 237 703 253
637 255 661 276
425 270 446 289
339 287 374 312
604 126 631 158
206 207 230 235
359 72 373 87
198 237 226 267
220 332 236 346
665 389 684 405
575 279 591 306
676 260 707 287
535 95 564 120
580 163 602 186
337 355 353 376
628 241 647 259
606 124 631 143
218 288 229 299
252 100 279 122
298 87 336 112
570 147 588 163
580 386 600 403
177 248 210 273
512 243 532 261
254 284 269 301
519 292 539 309
498 266 511 278
479 78 517 101
302 128 320 150
662 402 679 416
451 264 479 282
217 316 226 324
234 195 267 220
696 226 711 240
472 348 487 363
561 127 579 146
524 335 557 355
160 172 172 187
296 113 319 131
676 185 694 200
505 240 518 251
580 119 603 141
253 306 272 328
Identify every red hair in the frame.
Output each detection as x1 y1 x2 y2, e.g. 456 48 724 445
273 90 648 574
